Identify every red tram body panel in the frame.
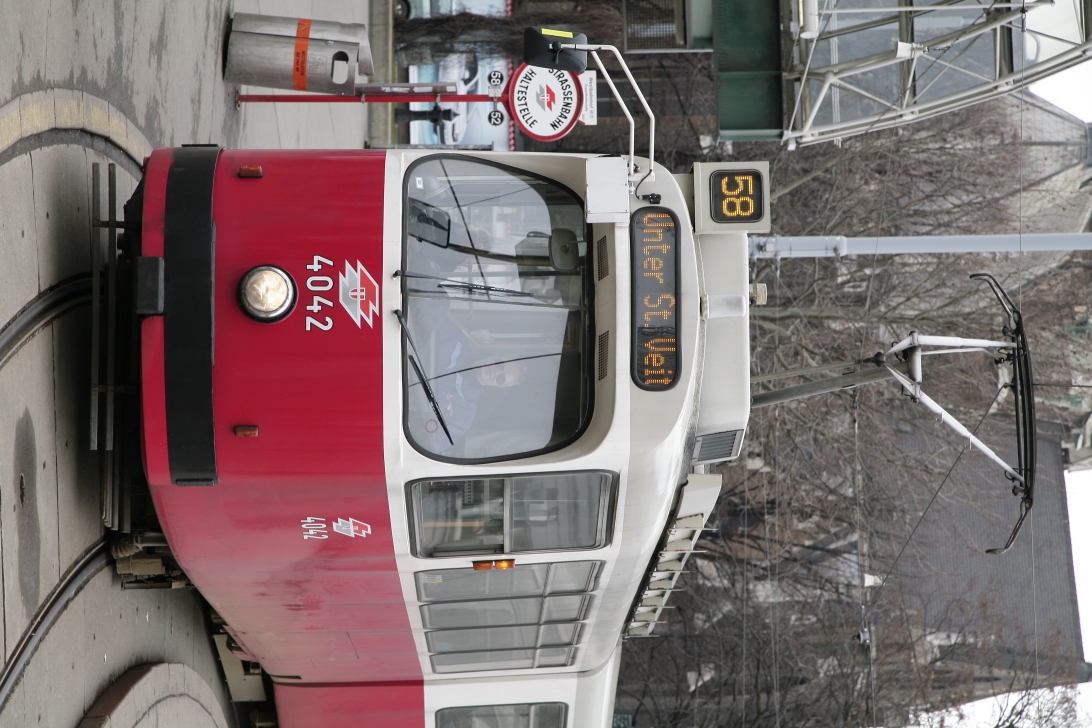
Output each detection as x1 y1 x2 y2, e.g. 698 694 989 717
141 148 422 715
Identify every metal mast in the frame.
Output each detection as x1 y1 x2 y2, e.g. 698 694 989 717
785 0 1092 146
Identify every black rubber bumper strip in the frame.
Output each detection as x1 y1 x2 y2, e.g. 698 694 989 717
163 145 219 485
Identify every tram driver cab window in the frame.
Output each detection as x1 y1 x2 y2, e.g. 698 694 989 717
409 472 614 557
401 156 593 462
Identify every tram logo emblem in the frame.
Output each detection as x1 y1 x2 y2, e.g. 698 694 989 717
333 517 371 538
536 84 556 112
338 260 379 328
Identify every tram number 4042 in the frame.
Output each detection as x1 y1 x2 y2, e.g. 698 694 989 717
301 517 329 539
304 255 335 331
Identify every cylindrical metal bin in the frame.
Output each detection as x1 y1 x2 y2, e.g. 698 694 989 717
225 13 374 95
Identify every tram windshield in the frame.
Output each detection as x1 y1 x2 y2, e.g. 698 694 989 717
401 156 592 461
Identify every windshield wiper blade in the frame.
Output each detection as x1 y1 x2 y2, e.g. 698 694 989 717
393 309 453 446
446 243 552 267
395 269 532 297
438 281 533 296
407 356 454 447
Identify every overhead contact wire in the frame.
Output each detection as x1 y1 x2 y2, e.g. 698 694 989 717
864 385 1006 621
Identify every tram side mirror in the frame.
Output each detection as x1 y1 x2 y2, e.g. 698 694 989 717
524 27 588 73
549 229 580 272
407 198 451 248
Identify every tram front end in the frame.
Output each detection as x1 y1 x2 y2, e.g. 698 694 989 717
128 146 767 726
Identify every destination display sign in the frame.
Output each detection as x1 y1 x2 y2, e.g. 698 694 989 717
631 208 680 390
709 169 763 223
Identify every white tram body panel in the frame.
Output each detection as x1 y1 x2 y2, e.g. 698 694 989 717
378 151 755 724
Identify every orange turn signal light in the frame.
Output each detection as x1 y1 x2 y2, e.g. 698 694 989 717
234 425 260 438
238 165 263 178
472 559 516 571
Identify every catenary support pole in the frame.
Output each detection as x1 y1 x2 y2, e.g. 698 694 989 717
750 233 1092 259
751 360 911 408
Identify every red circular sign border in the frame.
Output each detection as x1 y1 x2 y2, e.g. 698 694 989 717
505 63 584 143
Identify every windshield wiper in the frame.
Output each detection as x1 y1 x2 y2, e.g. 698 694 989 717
438 281 532 296
446 243 552 267
393 309 453 446
395 269 532 297
430 352 563 382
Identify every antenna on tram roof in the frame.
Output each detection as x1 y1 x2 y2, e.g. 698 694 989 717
523 27 657 191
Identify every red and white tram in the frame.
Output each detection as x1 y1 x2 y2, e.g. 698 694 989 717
128 32 771 728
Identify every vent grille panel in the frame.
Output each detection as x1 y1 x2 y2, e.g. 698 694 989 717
596 236 608 280
692 429 745 464
598 331 610 380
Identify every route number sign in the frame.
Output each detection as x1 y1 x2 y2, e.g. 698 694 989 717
710 170 763 223
692 162 771 233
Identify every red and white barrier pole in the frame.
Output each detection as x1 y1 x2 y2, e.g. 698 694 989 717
236 93 494 104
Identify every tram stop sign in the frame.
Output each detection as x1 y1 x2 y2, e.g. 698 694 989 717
507 62 584 142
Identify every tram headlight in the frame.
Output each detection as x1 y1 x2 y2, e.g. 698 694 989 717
238 266 296 322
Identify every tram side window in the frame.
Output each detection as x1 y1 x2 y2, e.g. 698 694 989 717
400 156 593 463
415 562 598 601
435 703 567 728
410 472 614 557
415 562 599 674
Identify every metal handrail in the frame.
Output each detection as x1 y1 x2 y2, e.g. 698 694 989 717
564 43 657 187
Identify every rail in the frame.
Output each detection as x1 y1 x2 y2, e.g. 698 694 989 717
0 539 111 711
0 274 92 370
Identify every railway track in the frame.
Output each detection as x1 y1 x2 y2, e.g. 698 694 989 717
0 539 110 710
0 273 106 709
0 273 93 370
0 263 193 710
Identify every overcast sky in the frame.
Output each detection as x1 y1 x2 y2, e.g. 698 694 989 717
1030 60 1092 122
